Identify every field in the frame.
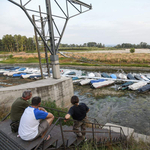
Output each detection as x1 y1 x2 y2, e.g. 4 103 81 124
0 49 150 68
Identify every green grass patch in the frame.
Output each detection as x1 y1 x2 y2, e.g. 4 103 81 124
41 100 73 126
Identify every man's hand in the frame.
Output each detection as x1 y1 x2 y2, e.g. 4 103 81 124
38 107 47 112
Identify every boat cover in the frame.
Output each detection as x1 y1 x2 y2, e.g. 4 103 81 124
118 81 133 90
90 79 106 84
80 79 91 85
118 73 127 80
72 77 79 80
138 84 150 92
101 72 110 78
127 73 136 80
13 73 27 77
134 75 144 80
110 74 117 79
140 74 149 81
128 81 147 90
92 80 114 89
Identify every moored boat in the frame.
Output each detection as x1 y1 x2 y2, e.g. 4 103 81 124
118 81 134 90
127 73 136 80
140 74 150 81
128 81 147 90
91 80 114 89
138 84 150 93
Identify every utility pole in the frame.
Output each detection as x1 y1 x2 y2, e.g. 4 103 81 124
45 0 60 79
8 0 92 79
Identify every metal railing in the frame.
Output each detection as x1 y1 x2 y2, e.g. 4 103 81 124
1 106 127 150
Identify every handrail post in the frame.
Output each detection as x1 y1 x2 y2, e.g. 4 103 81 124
59 118 66 150
92 123 95 143
109 126 112 143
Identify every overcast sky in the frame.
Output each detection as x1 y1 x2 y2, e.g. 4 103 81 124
0 0 150 45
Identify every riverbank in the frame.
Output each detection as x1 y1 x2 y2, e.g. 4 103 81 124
0 63 150 72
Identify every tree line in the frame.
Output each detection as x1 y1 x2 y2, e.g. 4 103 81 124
0 34 149 52
0 34 36 52
115 42 150 49
0 35 105 52
60 42 105 48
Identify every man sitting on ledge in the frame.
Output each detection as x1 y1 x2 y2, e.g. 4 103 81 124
10 90 32 132
18 96 54 141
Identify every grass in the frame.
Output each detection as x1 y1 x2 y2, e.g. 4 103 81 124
41 100 73 126
0 51 150 68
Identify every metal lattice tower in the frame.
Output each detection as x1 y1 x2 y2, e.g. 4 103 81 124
8 0 92 79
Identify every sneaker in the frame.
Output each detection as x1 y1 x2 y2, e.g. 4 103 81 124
84 137 87 142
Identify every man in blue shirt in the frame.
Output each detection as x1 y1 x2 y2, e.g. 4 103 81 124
65 95 90 139
18 96 54 141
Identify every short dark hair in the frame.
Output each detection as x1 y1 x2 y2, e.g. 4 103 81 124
31 96 41 106
71 95 79 104
22 90 31 98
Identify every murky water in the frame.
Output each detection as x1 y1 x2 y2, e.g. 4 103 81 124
0 66 150 135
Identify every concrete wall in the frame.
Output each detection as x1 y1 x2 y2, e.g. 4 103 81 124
0 77 74 108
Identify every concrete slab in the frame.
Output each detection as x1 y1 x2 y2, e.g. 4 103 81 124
103 123 134 138
133 132 150 143
0 76 74 108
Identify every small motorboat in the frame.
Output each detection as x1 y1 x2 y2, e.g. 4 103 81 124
110 74 117 79
128 81 147 90
79 79 92 85
91 80 114 89
90 79 106 84
101 72 110 78
127 73 136 80
117 73 127 80
145 75 150 80
118 81 134 90
140 74 149 81
138 84 150 93
134 74 144 80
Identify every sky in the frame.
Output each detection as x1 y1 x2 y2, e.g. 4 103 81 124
0 0 150 46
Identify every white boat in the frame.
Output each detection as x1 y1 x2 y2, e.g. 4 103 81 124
92 80 115 89
128 81 147 90
118 73 127 80
140 74 149 81
79 79 92 85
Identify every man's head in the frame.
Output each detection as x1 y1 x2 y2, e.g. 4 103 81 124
22 90 32 100
31 96 41 106
71 95 79 105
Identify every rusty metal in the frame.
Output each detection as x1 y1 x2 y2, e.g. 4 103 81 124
1 106 127 150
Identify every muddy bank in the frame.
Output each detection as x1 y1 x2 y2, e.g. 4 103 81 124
0 63 150 72
61 65 150 72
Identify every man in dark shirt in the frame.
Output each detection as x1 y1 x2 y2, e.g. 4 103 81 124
10 90 32 132
65 95 90 139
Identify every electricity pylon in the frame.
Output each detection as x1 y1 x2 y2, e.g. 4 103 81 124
8 0 92 79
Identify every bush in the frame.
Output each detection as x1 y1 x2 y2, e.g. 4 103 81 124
130 48 135 53
9 54 13 58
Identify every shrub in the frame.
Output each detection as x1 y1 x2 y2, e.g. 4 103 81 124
9 54 13 58
130 48 135 53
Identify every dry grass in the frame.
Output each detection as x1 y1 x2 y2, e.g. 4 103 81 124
11 52 150 66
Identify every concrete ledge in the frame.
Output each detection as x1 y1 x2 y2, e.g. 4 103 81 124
104 123 150 143
0 77 74 108
103 123 134 138
133 132 150 143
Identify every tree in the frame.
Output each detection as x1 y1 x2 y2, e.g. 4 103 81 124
2 34 15 52
130 48 135 53
87 42 97 47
